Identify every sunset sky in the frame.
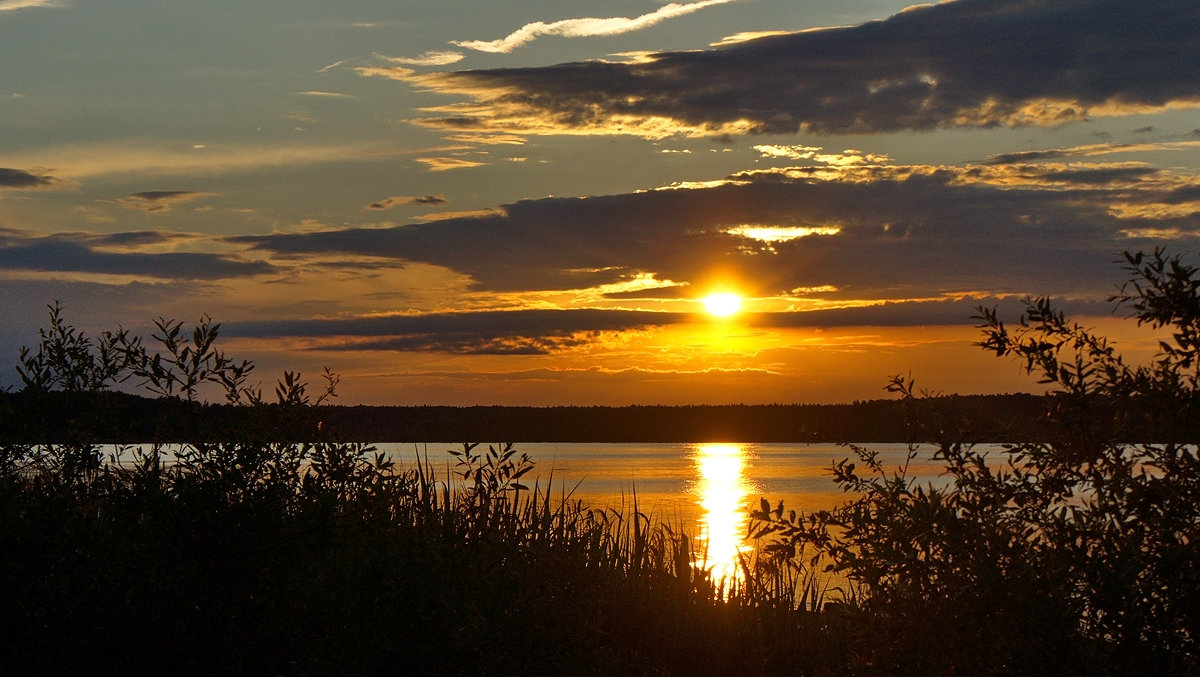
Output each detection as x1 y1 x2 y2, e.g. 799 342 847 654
2 0 1198 405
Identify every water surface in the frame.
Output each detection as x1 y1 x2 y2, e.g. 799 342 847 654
383 441 950 581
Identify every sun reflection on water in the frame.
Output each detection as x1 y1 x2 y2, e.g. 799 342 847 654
691 443 756 585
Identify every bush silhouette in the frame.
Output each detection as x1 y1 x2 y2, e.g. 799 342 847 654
1 304 826 675
754 249 1200 673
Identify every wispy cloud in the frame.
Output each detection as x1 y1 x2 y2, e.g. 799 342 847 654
451 0 737 53
397 0 1200 137
417 157 488 172
381 50 465 67
314 59 346 73
984 140 1200 165
1 141 402 179
0 0 61 13
294 90 354 99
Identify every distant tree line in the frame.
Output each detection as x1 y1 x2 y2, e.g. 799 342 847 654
5 389 1198 444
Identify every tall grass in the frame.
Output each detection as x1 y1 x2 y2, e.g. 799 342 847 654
0 303 851 673
0 432 847 675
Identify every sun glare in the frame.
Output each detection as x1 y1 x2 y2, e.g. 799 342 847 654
703 292 743 318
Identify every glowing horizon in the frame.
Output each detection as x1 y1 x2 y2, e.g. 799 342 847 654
1 1 1196 406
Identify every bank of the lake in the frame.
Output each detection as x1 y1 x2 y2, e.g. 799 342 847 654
2 389 1063 443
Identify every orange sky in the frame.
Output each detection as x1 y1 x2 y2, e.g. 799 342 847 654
2 1 1198 404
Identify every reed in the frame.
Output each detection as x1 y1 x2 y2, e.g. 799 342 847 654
1 433 843 675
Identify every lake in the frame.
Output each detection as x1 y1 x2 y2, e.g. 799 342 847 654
378 441 952 582
101 440 958 583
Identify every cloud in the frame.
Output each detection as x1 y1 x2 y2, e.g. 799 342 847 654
315 59 347 73
85 230 201 251
366 194 448 210
294 90 355 99
394 0 1200 137
748 297 1111 329
381 51 465 67
0 230 273 280
0 141 403 180
984 141 1200 165
217 297 1112 356
0 0 60 12
754 145 891 165
108 190 216 213
451 0 737 53
709 30 792 47
0 167 54 188
417 157 488 172
224 309 686 355
230 157 1200 304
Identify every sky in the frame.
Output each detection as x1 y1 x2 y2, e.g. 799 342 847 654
2 0 1199 405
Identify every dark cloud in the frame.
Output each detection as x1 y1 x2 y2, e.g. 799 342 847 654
982 143 1150 165
92 230 197 249
232 161 1200 302
132 190 194 201
985 149 1084 164
603 286 692 300
224 309 687 355
0 232 274 280
219 296 1118 355
749 297 1114 329
389 0 1200 137
367 194 448 210
0 167 54 188
111 190 213 213
327 334 591 355
976 163 1160 185
225 308 685 338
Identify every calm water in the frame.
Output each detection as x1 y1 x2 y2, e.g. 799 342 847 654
381 442 952 581
102 441 957 583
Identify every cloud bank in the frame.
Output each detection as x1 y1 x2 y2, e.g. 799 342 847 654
386 0 1200 137
0 229 273 280
224 309 686 355
232 156 1200 306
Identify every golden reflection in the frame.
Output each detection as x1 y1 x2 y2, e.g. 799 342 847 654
691 443 755 585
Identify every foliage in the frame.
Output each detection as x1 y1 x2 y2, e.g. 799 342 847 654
753 249 1200 674
1 305 827 675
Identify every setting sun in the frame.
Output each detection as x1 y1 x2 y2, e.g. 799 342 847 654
702 292 743 318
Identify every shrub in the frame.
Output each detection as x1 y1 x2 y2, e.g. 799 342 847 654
1 304 823 675
753 249 1200 674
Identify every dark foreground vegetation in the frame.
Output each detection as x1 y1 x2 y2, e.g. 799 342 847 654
2 250 1199 674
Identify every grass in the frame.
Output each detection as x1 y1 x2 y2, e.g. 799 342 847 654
0 438 843 676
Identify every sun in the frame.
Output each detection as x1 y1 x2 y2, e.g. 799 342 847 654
702 292 743 318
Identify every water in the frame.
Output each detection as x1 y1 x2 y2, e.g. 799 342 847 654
380 441 950 582
99 440 955 583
